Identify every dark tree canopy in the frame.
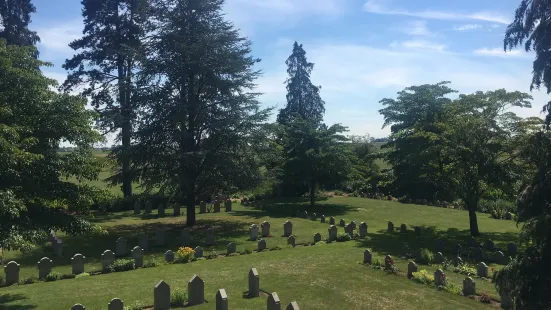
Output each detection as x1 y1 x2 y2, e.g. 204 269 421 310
505 0 551 127
277 42 325 125
0 0 40 48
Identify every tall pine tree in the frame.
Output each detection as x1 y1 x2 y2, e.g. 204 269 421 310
277 42 325 125
133 0 270 226
0 0 40 48
63 0 150 198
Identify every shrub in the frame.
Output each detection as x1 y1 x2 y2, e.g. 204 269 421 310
479 292 492 303
442 281 462 295
206 250 218 259
75 272 90 279
108 258 135 272
171 289 187 307
416 248 434 265
143 255 161 268
243 248 253 254
176 247 195 263
372 256 383 268
60 273 76 280
44 272 61 282
0 274 4 286
453 263 477 277
127 300 145 310
411 269 434 285
334 190 345 196
20 276 39 285
336 233 351 242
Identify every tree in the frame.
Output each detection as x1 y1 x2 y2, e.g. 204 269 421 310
280 118 351 206
0 0 40 48
277 42 325 125
0 40 104 250
343 135 382 195
505 0 551 127
132 0 271 226
379 82 457 202
441 89 533 236
63 0 150 198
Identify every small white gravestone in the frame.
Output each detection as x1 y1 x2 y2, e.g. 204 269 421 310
248 268 260 297
101 250 116 272
258 239 267 251
261 221 271 237
164 250 174 263
131 246 144 268
38 257 53 279
4 261 20 285
249 224 259 241
287 235 296 247
283 221 293 237
71 254 86 275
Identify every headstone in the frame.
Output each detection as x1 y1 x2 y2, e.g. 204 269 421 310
507 243 517 256
145 201 152 214
158 204 165 217
180 230 191 246
206 227 215 245
407 261 418 279
154 280 171 310
414 226 421 235
311 213 317 221
435 239 445 253
477 262 488 278
363 249 372 264
455 243 463 255
194 246 203 258
505 211 512 220
248 268 260 297
400 224 407 233
320 215 325 223
485 239 495 251
188 275 205 305
54 239 63 257
475 247 484 261
345 224 352 237
384 255 393 268
328 225 337 242
287 235 296 247
164 250 174 262
4 261 20 285
108 298 124 310
134 200 141 215
173 204 181 216
225 199 232 212
261 221 271 237
200 201 207 213
434 269 445 286
388 221 394 232
469 236 478 247
249 224 259 241
359 222 368 238
329 217 335 225
156 230 166 246
71 254 86 274
115 237 128 257
314 233 322 243
339 219 346 227
131 246 144 268
101 250 116 272
71 304 85 310
258 239 267 251
286 301 300 310
214 201 221 213
435 252 444 264
455 255 463 266
283 221 293 237
38 257 53 279
496 251 507 265
227 242 236 255
303 211 308 219
501 292 514 309
267 292 281 310
139 235 149 251
463 277 476 296
216 289 228 310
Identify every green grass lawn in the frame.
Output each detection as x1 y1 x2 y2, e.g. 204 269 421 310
1 197 518 309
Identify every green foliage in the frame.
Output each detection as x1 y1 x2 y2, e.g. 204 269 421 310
75 272 90 279
453 264 477 277
441 281 462 295
60 273 75 280
20 276 38 285
243 248 253 254
479 292 492 303
143 255 160 268
170 289 187 307
108 259 135 273
0 0 40 48
43 272 61 282
416 248 434 265
126 300 145 310
0 274 4 286
479 199 515 218
411 269 435 285
336 233 351 242
0 39 104 251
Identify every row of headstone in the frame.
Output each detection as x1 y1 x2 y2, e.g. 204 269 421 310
199 199 233 214
134 200 182 216
433 238 516 263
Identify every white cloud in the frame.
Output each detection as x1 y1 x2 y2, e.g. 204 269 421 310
401 20 435 36
36 19 82 61
390 40 447 52
453 24 482 31
364 0 510 24
473 47 525 57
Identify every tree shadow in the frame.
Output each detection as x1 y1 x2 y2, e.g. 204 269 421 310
232 198 354 219
0 293 36 310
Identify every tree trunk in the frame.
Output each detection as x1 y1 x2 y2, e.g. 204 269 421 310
468 208 480 236
121 112 132 198
186 193 196 227
309 179 315 207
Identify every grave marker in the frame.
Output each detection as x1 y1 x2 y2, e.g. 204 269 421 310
267 292 281 310
134 201 141 215
249 268 260 297
200 201 207 213
164 250 174 263
314 233 322 243
258 239 267 251
227 242 236 255
329 217 335 225
249 224 259 241
225 199 232 212
206 228 215 246
154 280 171 310
71 254 86 274
359 222 368 238
400 224 407 233
214 201 221 213
115 237 128 257
261 221 271 237
101 250 116 272
38 257 53 279
328 225 337 242
188 275 205 305
407 261 418 279
434 269 445 286
287 235 296 247
283 221 293 237
4 261 20 285
477 262 488 278
158 204 165 217
194 246 203 258
107 298 124 310
131 246 144 268
216 289 228 310
363 249 372 264
463 277 476 296
388 221 394 232
145 201 152 214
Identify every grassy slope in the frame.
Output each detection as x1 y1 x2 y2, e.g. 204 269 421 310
2 197 518 309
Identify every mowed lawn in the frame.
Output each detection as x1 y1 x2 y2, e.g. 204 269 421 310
1 197 519 309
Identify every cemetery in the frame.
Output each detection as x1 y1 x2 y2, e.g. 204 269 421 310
1 196 520 309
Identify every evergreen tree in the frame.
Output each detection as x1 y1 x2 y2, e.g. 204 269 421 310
0 0 40 48
277 42 325 125
133 0 270 226
63 0 150 198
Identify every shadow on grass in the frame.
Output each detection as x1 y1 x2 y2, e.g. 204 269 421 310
231 198 355 219
0 293 36 310
355 225 520 264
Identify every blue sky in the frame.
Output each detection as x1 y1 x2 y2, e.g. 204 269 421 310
30 0 547 144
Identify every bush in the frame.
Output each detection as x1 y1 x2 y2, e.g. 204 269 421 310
206 250 218 259
171 289 187 307
416 248 434 265
336 233 351 242
176 247 195 263
0 274 4 286
334 190 345 196
108 258 135 272
411 269 434 285
60 273 75 280
479 199 515 218
143 255 161 268
453 263 477 277
75 272 90 279
442 281 462 295
243 248 253 254
126 300 145 310
20 276 38 285
44 272 61 282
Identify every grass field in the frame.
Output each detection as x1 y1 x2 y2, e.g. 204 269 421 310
1 197 519 309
